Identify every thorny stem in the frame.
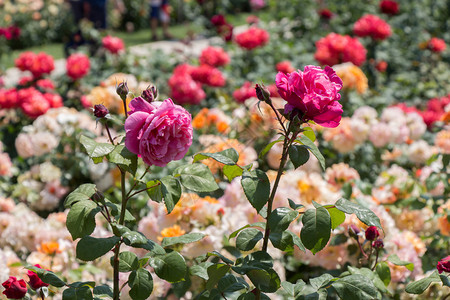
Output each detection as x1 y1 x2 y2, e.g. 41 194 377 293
126 182 161 201
372 248 379 271
113 170 128 300
125 166 151 198
105 123 115 146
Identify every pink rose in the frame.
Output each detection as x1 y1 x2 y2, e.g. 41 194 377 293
276 65 343 128
125 97 193 167
102 35 125 54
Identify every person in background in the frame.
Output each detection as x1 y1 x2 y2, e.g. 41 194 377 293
85 0 125 30
149 0 173 41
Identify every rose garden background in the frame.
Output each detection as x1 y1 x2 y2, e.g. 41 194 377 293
0 0 449 299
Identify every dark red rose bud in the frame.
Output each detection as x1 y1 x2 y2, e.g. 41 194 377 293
116 81 129 101
372 239 384 249
93 104 109 118
211 14 226 26
255 84 271 104
380 0 399 15
365 226 380 241
437 256 450 274
319 8 333 20
2 276 27 299
141 85 157 103
27 264 49 290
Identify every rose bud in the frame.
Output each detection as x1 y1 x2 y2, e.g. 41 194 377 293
27 264 49 290
116 81 129 101
142 85 158 103
255 83 271 104
93 104 109 118
349 224 361 239
365 226 380 241
2 276 27 299
372 239 384 249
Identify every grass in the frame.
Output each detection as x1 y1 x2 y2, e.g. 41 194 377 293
1 11 270 70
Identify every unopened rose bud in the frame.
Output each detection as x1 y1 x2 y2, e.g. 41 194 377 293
142 85 157 102
349 224 360 239
365 226 380 241
372 239 384 249
92 190 105 202
116 81 129 101
255 83 271 104
93 104 109 118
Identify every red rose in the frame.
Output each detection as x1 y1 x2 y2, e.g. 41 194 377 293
365 226 380 241
380 0 399 15
428 37 446 53
2 276 27 299
27 264 49 290
319 8 333 19
437 256 450 274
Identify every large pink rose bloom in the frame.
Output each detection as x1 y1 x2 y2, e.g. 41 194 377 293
276 65 343 128
125 97 193 167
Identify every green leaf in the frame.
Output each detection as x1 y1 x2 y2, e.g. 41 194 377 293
324 205 346 230
160 176 182 213
151 251 186 283
295 135 325 170
175 163 219 192
281 281 295 296
347 267 388 294
107 145 138 175
229 222 266 239
207 251 234 265
247 268 281 293
113 225 164 255
289 145 310 169
269 231 305 253
335 198 382 229
66 200 101 240
300 207 331 254
376 262 391 286
76 236 120 261
223 164 244 182
26 266 66 287
303 127 316 142
232 251 273 275
288 199 304 210
63 286 93 300
259 138 283 159
236 228 264 251
65 184 97 208
206 264 231 290
218 274 249 293
268 207 298 232
332 274 381 300
119 251 139 272
161 232 205 248
440 274 450 287
193 148 239 165
294 279 307 296
128 268 153 300
387 254 414 271
241 170 270 213
146 180 162 203
80 135 114 161
310 274 334 290
405 271 440 294
93 285 113 299
190 262 214 280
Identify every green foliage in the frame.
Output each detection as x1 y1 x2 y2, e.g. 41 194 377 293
241 169 270 213
160 176 182 213
267 207 299 232
175 163 219 192
206 264 232 290
118 252 139 272
247 268 281 293
161 232 205 248
387 254 414 271
80 135 115 163
151 251 187 283
193 148 239 165
107 145 138 175
405 271 441 294
236 228 264 251
375 262 391 287
26 265 66 287
128 268 153 300
331 274 381 300
66 200 101 240
335 198 382 229
76 236 120 261
289 145 310 169
300 206 331 254
65 184 97 207
63 285 94 300
295 135 325 170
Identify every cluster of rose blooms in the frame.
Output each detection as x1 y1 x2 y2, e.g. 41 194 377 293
0 25 20 40
210 14 234 42
2 264 49 299
169 46 229 105
0 78 63 119
396 93 450 128
322 105 429 153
